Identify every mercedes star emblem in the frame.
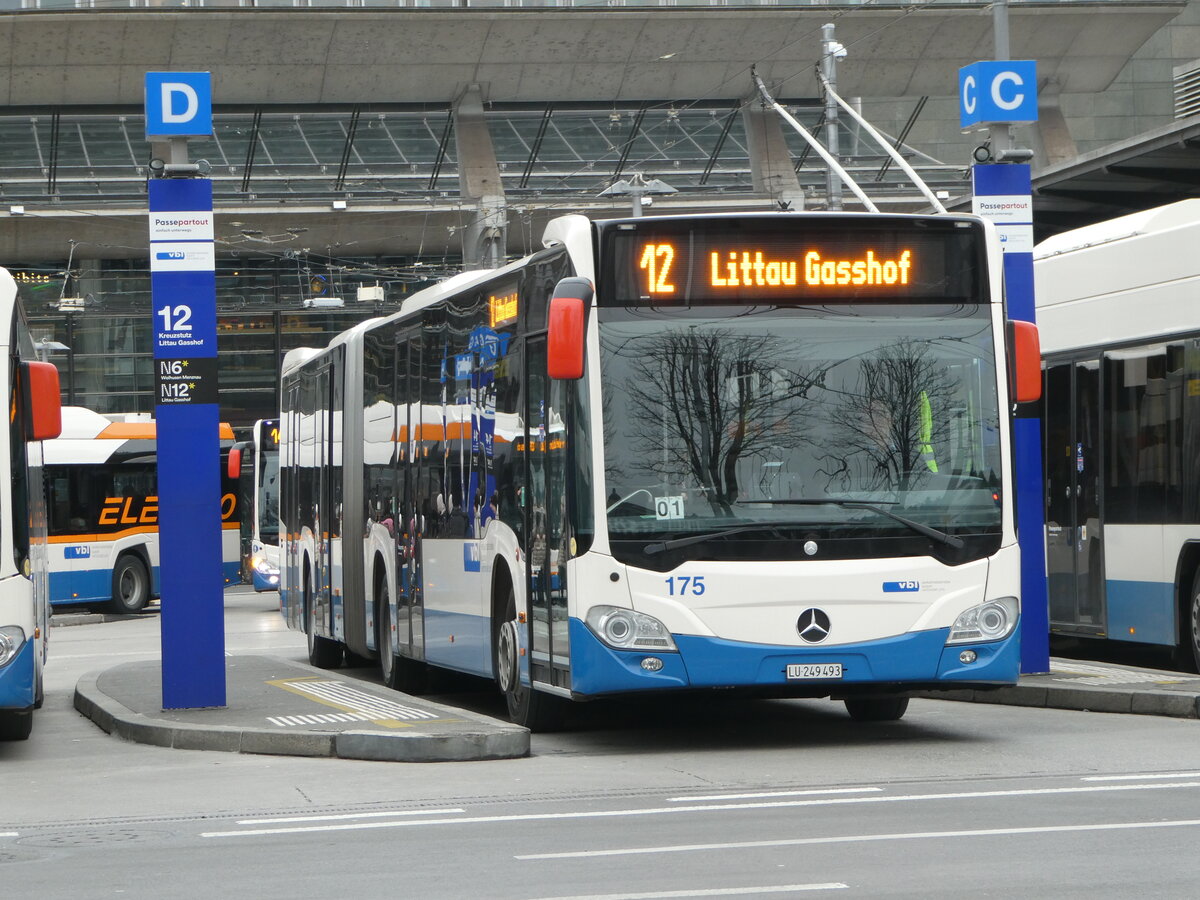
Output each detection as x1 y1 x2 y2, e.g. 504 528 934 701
797 607 831 643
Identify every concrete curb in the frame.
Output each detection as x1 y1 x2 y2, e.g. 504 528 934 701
915 684 1200 719
73 669 530 762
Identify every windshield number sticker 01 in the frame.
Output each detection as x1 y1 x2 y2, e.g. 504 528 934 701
655 496 685 520
787 663 843 680
665 576 705 596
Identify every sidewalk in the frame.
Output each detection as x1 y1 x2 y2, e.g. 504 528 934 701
916 658 1200 718
73 654 529 763
72 652 1200 764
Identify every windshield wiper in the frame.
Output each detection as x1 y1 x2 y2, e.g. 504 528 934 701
643 524 788 556
740 498 964 550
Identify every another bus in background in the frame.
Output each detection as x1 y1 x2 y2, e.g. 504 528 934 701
43 408 239 613
1035 199 1200 669
0 267 63 741
228 418 281 592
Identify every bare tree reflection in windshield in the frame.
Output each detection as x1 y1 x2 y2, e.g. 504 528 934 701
623 328 823 515
823 339 953 494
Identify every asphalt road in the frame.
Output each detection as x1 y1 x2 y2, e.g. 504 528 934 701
5 589 1200 898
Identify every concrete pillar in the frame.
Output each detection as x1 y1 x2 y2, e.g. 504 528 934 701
742 99 806 211
454 85 507 269
1033 86 1077 168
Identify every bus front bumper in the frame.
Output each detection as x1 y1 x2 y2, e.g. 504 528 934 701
565 617 1020 698
0 636 35 711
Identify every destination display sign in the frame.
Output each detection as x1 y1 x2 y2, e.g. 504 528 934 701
598 218 983 305
154 356 218 405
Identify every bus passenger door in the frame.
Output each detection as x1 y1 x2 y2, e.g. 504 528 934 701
526 336 571 691
394 331 424 659
1045 358 1106 635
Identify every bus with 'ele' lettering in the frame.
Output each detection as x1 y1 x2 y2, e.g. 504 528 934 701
43 407 240 613
0 267 62 741
279 211 1041 730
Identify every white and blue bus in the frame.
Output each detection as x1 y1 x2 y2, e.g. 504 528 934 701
1034 199 1200 669
0 268 62 741
43 408 240 613
229 418 281 592
280 211 1040 729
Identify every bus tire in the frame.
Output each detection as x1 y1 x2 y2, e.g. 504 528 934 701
0 710 33 741
110 554 150 615
494 584 565 732
378 578 427 694
305 572 342 669
844 695 909 722
1183 571 1200 674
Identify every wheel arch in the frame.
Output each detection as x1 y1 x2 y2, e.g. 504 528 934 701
1173 541 1200 652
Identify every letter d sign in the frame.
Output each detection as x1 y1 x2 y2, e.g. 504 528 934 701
145 72 213 139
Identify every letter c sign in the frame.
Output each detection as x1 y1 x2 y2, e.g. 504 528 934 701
959 61 1038 128
145 72 213 139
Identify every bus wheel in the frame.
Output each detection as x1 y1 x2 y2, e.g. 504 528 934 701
378 580 427 694
1183 572 1200 674
494 585 564 732
110 555 150 615
0 710 33 741
844 695 909 722
305 577 342 669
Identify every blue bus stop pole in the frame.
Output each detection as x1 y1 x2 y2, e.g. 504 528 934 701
972 163 1050 675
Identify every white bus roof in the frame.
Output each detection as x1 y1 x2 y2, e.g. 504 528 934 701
1034 199 1200 260
1033 199 1200 354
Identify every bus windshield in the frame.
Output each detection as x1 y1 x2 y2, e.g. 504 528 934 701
258 448 280 543
598 303 1003 565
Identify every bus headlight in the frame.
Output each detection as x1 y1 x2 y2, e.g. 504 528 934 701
586 606 677 652
251 555 279 578
946 597 1019 644
0 626 26 667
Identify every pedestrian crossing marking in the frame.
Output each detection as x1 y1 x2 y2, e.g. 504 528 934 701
266 678 440 729
1050 661 1190 686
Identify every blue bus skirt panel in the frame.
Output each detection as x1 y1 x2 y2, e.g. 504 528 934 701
49 568 112 606
0 637 35 710
50 564 167 607
565 617 1021 697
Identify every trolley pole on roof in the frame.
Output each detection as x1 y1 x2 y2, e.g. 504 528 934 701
820 24 845 211
145 71 227 709
960 9 1049 673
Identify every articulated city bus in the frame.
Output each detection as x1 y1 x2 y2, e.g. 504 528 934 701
0 268 62 741
280 211 1040 730
1035 199 1200 669
43 408 240 613
229 418 281 591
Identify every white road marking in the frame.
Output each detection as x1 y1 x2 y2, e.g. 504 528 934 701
200 780 1200 839
529 885 847 899
0 832 16 838
276 679 439 721
1082 773 1200 781
518 819 1200 860
267 711 377 728
668 788 881 802
1050 661 1188 685
239 808 465 825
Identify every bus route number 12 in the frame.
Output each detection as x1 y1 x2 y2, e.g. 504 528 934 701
639 243 676 295
157 304 193 334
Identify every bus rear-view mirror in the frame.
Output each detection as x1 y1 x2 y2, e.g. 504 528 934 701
22 360 62 441
1007 320 1041 405
547 277 593 380
227 445 243 480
